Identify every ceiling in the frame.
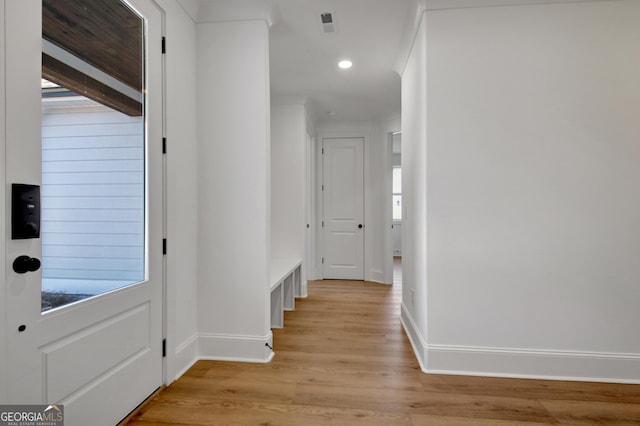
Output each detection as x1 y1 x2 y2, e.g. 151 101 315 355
178 0 414 126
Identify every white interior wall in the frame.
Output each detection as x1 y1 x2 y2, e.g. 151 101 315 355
399 11 429 369
196 19 272 362
368 123 391 284
154 0 199 382
271 103 307 293
402 0 640 382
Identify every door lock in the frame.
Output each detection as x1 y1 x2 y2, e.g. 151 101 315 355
12 184 41 239
358 224 364 229
13 256 41 274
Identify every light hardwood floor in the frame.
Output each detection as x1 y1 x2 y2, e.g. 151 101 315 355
127 261 640 425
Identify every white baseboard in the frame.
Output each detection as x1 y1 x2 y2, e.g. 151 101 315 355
400 303 427 371
171 334 199 382
168 331 275 383
427 345 640 384
198 331 274 364
368 268 389 284
400 304 640 384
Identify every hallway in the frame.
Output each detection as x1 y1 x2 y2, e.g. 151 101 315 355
126 273 640 425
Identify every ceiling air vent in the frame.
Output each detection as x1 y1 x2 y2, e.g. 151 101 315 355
320 12 336 33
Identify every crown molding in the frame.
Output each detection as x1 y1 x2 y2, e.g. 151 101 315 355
180 0 278 27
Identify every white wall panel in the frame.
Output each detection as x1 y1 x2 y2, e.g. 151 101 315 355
400 11 428 362
271 104 308 292
196 18 271 360
400 0 640 381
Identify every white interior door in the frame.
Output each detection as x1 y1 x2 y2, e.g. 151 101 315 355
3 1 163 425
322 138 365 280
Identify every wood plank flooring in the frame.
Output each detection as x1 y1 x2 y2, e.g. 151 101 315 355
127 261 640 425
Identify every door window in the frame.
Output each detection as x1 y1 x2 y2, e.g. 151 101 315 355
392 167 402 221
41 0 146 311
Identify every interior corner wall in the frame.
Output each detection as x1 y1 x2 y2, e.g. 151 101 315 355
270 104 306 271
399 11 429 370
154 0 199 383
196 19 272 362
420 0 640 381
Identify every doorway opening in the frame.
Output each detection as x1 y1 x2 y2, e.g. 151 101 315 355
391 131 402 288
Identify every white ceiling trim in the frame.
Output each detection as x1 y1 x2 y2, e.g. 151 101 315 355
425 0 612 9
393 0 426 77
184 0 278 27
271 95 309 107
175 0 200 22
394 0 615 75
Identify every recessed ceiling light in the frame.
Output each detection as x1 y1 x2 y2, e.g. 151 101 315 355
338 60 353 69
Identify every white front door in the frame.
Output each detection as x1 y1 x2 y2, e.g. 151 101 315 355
3 1 163 425
322 138 365 280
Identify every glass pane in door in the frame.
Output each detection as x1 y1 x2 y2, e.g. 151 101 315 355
41 0 146 311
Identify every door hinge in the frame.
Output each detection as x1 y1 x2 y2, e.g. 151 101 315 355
322 257 324 264
322 148 324 154
162 137 167 154
162 37 166 54
322 184 324 191
163 239 167 255
162 339 167 357
322 221 324 227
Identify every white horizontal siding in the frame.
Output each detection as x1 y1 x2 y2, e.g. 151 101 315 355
43 122 142 138
43 196 143 209
43 221 143 234
43 160 142 173
42 184 143 197
43 135 142 149
42 171 144 185
43 233 143 246
43 147 143 162
44 208 142 222
43 245 143 259
42 110 142 126
42 103 145 287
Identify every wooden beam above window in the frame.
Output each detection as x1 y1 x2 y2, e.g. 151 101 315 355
42 54 142 117
42 0 143 116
